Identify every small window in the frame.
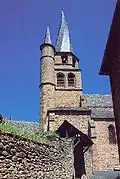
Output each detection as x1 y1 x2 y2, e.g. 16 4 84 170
68 73 75 87
62 56 68 64
72 58 76 67
57 73 65 87
108 124 116 144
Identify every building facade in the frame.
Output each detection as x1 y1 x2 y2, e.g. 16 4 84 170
40 10 119 178
100 0 120 162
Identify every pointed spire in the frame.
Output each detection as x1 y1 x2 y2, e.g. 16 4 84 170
44 26 52 44
55 9 72 52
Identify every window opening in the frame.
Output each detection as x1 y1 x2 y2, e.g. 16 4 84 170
73 58 76 67
68 73 75 87
57 73 65 87
62 56 68 64
108 124 116 144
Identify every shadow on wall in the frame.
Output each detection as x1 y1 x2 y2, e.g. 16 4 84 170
74 138 86 178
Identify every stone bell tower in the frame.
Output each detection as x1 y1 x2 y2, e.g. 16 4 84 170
40 10 83 131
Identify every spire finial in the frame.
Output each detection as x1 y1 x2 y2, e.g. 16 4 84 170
61 9 65 23
55 10 72 52
44 25 52 44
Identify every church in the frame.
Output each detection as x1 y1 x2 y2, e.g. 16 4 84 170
40 10 119 178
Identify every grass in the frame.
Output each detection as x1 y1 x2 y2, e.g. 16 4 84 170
0 121 57 146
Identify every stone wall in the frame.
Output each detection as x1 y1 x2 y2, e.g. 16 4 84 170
0 132 74 179
84 148 93 178
54 54 79 69
48 112 90 135
40 84 55 130
92 120 119 172
40 45 55 85
55 90 82 108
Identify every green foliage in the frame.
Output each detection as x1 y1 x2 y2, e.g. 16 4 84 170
0 121 57 146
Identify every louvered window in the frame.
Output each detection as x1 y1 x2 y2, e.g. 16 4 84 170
57 73 65 87
68 73 75 87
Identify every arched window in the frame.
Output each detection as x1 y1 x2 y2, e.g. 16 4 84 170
68 73 75 87
57 73 65 87
108 124 116 144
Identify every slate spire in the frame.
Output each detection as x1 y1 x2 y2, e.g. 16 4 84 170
44 25 52 44
55 9 72 52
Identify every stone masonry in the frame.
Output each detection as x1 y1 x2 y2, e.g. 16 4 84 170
0 131 73 179
92 120 119 172
40 44 55 130
48 109 90 134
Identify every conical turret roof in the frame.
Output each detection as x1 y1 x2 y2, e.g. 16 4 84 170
44 25 52 44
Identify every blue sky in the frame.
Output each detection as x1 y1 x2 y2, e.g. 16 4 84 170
0 0 116 121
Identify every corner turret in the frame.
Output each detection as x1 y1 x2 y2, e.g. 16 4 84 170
40 26 55 131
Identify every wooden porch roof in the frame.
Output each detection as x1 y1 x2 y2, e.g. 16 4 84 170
56 120 93 147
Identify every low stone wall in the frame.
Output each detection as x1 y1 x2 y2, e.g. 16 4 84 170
0 132 73 179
